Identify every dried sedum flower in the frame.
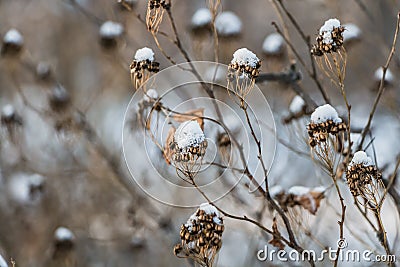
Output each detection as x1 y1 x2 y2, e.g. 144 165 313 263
146 0 170 33
346 151 382 200
311 18 344 56
307 104 346 147
174 203 224 267
130 47 160 90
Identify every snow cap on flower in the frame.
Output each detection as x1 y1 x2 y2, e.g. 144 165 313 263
289 95 306 114
215 11 242 36
55 227 75 242
288 186 311 196
199 202 220 217
3 29 23 46
1 105 15 119
191 8 212 28
99 21 124 38
262 33 284 55
134 47 155 62
231 48 260 68
310 104 342 124
349 151 373 167
319 18 341 45
174 121 205 149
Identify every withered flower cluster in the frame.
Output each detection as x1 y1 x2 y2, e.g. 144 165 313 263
130 47 160 90
148 0 170 10
311 18 344 56
346 151 383 201
174 203 224 267
146 0 170 33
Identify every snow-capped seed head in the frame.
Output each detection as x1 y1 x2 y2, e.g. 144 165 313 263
134 47 155 62
143 88 158 102
319 18 341 44
349 151 373 167
343 23 361 43
49 85 70 111
289 95 306 115
199 202 220 217
36 62 51 79
310 104 342 124
174 121 205 149
288 186 310 196
1 105 15 119
191 8 212 28
3 29 23 46
215 11 242 36
0 254 8 267
8 173 45 204
262 33 284 55
231 48 260 68
55 227 75 242
374 67 394 83
270 185 284 198
99 21 124 39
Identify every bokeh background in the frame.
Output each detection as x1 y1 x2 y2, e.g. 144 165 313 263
0 0 400 266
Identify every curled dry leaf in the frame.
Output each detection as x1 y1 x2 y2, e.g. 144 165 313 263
295 190 325 215
163 126 176 165
268 217 285 250
172 108 204 130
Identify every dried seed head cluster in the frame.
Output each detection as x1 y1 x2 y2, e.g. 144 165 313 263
272 185 325 215
307 104 346 147
130 47 160 90
311 18 344 56
227 48 261 103
174 203 224 267
346 151 383 202
170 121 207 179
146 0 170 33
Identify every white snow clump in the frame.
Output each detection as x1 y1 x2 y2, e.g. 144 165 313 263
215 11 242 36
134 47 155 62
310 104 342 124
174 121 205 149
231 48 259 68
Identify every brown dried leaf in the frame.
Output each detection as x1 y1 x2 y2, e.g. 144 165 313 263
268 217 285 250
295 191 325 215
163 126 176 165
172 108 205 130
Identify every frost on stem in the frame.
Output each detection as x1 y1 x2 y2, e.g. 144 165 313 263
146 0 170 34
174 203 224 267
227 48 261 105
170 120 207 181
262 33 285 56
130 47 160 90
1 28 23 56
215 11 242 37
346 151 384 207
99 21 124 48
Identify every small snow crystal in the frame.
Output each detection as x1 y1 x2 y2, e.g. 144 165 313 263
262 33 284 55
215 11 242 36
349 151 373 167
134 47 154 62
288 186 310 196
191 8 212 28
289 95 305 114
231 48 259 68
1 105 15 118
99 21 124 38
174 121 205 149
343 23 361 42
374 67 394 83
311 104 342 124
319 18 341 45
3 29 23 45
55 227 75 241
0 254 7 267
143 89 158 102
199 203 220 217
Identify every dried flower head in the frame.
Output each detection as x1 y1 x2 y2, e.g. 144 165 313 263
1 104 22 126
346 151 383 207
49 85 71 112
99 21 124 48
227 48 261 105
174 203 224 267
130 47 160 90
311 18 344 56
1 28 24 56
307 104 346 147
170 120 207 180
53 227 75 257
146 0 170 33
36 62 52 80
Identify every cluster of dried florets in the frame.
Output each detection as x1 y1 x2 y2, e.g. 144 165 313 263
346 151 383 201
146 0 170 33
311 18 344 56
170 121 207 179
271 185 325 215
307 104 346 147
227 48 261 103
130 47 160 90
174 203 224 267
